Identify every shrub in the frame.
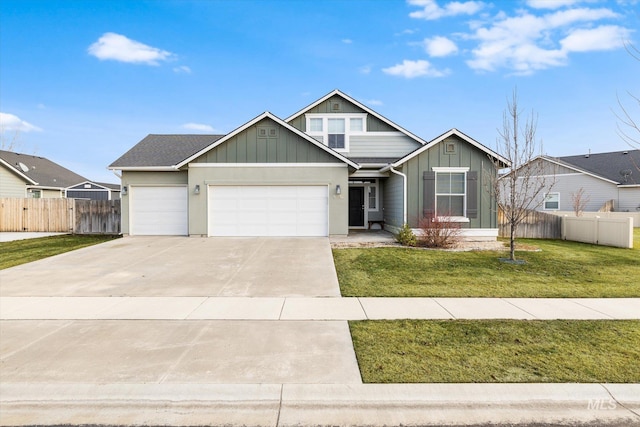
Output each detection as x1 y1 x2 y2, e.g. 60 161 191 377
417 214 461 248
396 223 417 247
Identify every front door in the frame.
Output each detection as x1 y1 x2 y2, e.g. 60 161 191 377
349 186 365 227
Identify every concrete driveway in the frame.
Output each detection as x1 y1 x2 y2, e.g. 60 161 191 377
0 236 340 297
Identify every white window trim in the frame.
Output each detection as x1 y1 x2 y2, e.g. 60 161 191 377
544 192 560 211
367 180 379 212
305 113 367 153
433 167 469 221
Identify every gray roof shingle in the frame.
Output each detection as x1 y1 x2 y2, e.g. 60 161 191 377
109 134 225 168
558 150 640 185
0 150 88 188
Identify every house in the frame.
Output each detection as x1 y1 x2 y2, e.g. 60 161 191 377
0 150 120 200
529 150 640 213
108 90 507 238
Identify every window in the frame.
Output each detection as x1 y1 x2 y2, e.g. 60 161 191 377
328 118 345 149
368 185 377 210
435 171 466 217
305 113 367 152
544 193 560 210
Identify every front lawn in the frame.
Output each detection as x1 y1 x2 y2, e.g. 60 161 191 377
334 231 640 298
350 319 640 383
0 234 120 269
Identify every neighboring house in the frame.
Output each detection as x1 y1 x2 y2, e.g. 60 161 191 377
527 150 640 213
108 90 507 238
0 150 120 200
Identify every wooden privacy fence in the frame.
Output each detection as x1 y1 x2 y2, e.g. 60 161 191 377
498 208 562 239
0 198 121 234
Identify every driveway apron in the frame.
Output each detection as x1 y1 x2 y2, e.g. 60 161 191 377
0 237 361 387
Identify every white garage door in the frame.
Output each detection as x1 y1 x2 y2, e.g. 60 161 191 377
130 186 188 235
208 185 328 236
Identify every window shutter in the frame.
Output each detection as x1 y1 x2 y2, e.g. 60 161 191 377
423 171 436 217
467 171 478 219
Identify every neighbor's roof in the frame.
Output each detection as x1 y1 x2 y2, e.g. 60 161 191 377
109 134 225 169
0 150 87 188
556 150 640 185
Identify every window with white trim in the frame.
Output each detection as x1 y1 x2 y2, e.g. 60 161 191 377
305 113 367 152
368 184 377 211
435 170 466 217
544 193 560 210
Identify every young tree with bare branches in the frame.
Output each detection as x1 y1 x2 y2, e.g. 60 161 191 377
491 89 555 262
571 187 590 217
616 42 640 153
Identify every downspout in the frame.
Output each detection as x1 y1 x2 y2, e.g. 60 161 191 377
389 166 408 225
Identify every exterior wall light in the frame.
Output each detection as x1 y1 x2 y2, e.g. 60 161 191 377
194 184 201 195
122 186 128 196
335 185 341 195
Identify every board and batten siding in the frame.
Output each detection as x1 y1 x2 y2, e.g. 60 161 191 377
0 167 27 198
193 118 341 164
402 136 497 229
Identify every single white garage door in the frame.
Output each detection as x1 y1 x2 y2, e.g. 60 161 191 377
130 186 188 235
209 185 328 236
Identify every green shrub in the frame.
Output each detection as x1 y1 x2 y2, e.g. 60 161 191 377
396 223 417 246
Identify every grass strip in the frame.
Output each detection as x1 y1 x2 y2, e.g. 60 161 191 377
350 319 640 383
0 234 120 269
335 231 640 298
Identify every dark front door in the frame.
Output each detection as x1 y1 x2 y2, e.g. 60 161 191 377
349 186 365 227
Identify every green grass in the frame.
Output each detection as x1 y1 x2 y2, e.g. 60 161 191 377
0 234 120 269
334 229 640 298
350 319 640 383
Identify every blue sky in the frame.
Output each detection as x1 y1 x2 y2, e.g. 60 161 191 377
1 0 638 183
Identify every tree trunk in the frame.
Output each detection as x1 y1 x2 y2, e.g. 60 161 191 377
510 221 516 261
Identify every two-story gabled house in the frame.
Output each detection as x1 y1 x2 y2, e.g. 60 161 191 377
108 90 508 239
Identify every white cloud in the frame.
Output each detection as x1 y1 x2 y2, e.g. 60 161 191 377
182 123 215 132
367 99 384 106
465 6 628 74
424 36 459 56
0 113 42 132
342 38 353 44
526 0 582 9
382 59 449 78
173 65 192 74
561 25 630 52
409 0 485 20
88 32 173 65
359 65 372 74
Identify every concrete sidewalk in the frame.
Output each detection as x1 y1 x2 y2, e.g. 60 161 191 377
2 296 638 320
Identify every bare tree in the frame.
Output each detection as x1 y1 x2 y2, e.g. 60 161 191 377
0 126 22 152
571 187 590 217
615 42 640 154
491 88 555 262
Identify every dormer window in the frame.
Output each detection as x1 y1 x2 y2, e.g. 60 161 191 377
305 113 366 152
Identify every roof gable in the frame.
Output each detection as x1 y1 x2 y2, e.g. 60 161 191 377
383 128 509 170
0 150 87 188
178 112 359 169
285 89 430 146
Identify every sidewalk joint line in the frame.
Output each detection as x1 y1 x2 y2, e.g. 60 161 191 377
356 297 369 320
432 298 456 319
275 383 283 427
183 296 210 320
278 298 287 320
570 299 616 319
501 298 538 319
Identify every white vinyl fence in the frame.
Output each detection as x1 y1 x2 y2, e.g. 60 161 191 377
562 216 634 249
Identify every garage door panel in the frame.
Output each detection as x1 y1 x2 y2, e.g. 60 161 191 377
131 186 188 236
209 185 328 237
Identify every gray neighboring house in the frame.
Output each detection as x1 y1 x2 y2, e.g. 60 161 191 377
530 150 640 213
109 90 507 238
0 150 120 200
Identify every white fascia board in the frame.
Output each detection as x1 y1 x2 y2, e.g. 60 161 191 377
177 111 360 170
386 129 509 171
189 163 347 168
108 166 179 171
535 156 620 185
284 89 431 147
0 158 38 184
618 184 640 188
